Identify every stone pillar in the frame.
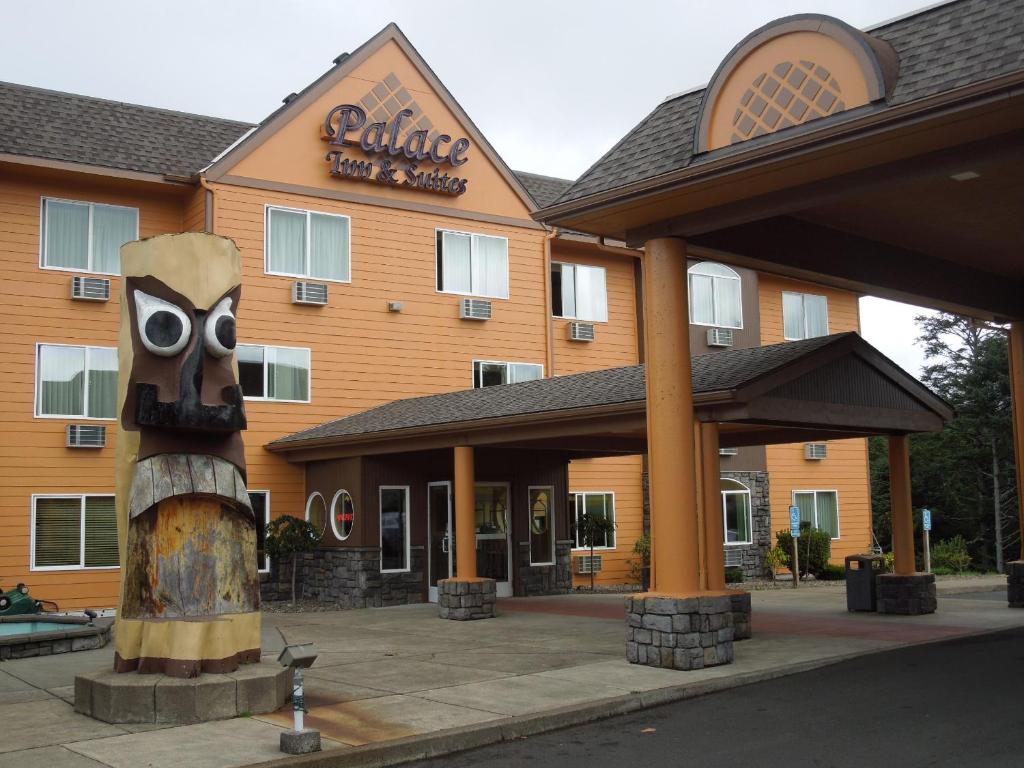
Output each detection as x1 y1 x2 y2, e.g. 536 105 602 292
629 238 732 668
442 446 495 620
1007 323 1024 606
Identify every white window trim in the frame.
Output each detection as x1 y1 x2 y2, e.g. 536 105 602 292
34 342 118 421
782 291 830 341
39 196 139 277
435 227 510 300
250 489 271 574
304 491 327 540
471 359 544 388
380 485 411 573
237 343 312 404
687 262 744 330
570 490 617 551
528 485 557 566
722 481 753 547
551 261 609 323
264 204 353 284
330 489 356 542
30 493 119 572
792 489 842 540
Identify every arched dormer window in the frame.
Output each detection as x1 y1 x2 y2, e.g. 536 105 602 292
688 262 742 329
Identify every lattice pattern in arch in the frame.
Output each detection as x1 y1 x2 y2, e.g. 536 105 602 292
731 60 846 144
358 72 440 145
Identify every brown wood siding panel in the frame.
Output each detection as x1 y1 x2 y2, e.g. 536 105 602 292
183 187 207 232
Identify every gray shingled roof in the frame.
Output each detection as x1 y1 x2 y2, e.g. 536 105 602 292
555 0 1024 205
515 171 575 208
0 81 253 178
271 333 845 445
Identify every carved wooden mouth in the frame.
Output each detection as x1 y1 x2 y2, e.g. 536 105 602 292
129 454 252 519
134 383 246 432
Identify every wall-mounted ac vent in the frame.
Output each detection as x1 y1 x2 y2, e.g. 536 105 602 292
71 276 111 302
459 298 492 321
719 447 739 457
724 548 743 567
575 554 603 574
707 327 734 347
805 443 828 460
292 281 328 306
66 424 106 449
569 322 596 342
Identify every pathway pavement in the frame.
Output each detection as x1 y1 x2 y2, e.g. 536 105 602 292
0 575 1015 768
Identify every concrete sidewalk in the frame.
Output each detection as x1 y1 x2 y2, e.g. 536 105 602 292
0 575 1016 768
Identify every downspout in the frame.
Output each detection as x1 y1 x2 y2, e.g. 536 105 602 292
543 227 560 377
198 174 216 233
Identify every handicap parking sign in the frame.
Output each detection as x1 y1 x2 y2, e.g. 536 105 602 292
923 509 932 531
790 506 801 537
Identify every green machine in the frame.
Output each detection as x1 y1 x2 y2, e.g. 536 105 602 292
0 584 57 616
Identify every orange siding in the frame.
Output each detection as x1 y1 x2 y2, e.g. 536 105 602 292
183 186 207 232
759 274 873 563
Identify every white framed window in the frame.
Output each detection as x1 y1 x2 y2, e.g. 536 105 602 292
436 229 509 299
571 491 616 550
305 492 327 539
237 344 311 403
793 490 840 539
330 489 356 541
31 494 118 571
551 263 608 322
472 360 543 388
721 478 752 545
783 292 829 340
380 486 410 572
250 490 271 573
265 205 351 283
688 262 742 329
36 343 118 420
40 197 138 276
529 486 556 566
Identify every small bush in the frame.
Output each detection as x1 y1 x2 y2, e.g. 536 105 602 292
764 546 789 581
931 535 971 574
628 534 651 586
882 551 895 573
725 566 744 584
776 525 832 578
818 563 846 581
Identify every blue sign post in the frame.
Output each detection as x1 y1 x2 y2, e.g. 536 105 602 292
922 509 932 573
922 509 932 531
789 506 801 589
790 506 801 537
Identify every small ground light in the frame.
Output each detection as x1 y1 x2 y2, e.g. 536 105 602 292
277 643 321 754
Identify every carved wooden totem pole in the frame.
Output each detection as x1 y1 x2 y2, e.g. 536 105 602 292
114 233 260 677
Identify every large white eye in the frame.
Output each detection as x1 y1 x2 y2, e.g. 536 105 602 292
204 296 236 358
134 290 192 357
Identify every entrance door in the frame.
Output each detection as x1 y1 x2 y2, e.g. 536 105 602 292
475 482 513 597
427 482 452 603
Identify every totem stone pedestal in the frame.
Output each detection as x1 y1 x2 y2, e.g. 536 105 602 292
438 578 497 620
1007 561 1024 608
626 594 734 670
875 573 937 615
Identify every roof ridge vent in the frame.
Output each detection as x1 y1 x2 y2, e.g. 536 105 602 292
333 52 349 65
282 92 299 104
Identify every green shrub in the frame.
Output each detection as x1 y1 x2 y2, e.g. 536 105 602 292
819 563 846 581
882 551 895 573
725 566 744 584
776 525 832 578
265 514 322 605
931 535 971 574
628 534 651 586
764 546 789 582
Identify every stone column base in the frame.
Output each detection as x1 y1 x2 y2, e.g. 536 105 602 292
876 573 937 615
1007 561 1024 607
729 592 752 640
438 578 496 620
626 594 734 670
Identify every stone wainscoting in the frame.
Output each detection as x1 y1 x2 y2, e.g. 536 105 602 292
517 540 573 596
722 471 771 580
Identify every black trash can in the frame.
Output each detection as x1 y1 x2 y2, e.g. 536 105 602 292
845 555 885 612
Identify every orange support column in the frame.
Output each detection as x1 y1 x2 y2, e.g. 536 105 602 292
453 445 477 580
1006 323 1024 607
701 423 726 592
889 435 916 575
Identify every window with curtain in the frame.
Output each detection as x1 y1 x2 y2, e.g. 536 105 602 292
249 491 270 572
550 263 608 322
436 230 509 298
571 492 616 549
793 490 840 539
37 344 117 419
34 495 118 570
305 492 327 538
42 198 137 275
237 344 310 402
529 486 555 565
266 206 351 282
472 360 543 388
782 292 829 340
380 486 409 572
721 478 752 545
687 262 743 329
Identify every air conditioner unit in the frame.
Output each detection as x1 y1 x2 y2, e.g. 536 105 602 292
71 276 111 302
719 447 739 457
569 322 596 342
707 327 734 347
292 281 328 306
66 424 106 448
459 298 492 320
575 554 603 574
805 443 828 460
724 548 744 568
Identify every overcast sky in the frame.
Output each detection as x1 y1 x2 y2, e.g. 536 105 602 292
2 0 943 373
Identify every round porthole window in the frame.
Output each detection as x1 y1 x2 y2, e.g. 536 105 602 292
331 490 355 541
305 492 327 538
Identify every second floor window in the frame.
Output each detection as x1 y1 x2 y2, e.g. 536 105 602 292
783 292 829 340
42 198 138 275
688 262 742 329
237 344 311 402
436 230 509 299
551 263 608 322
266 206 351 282
36 344 117 419
473 360 543 388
